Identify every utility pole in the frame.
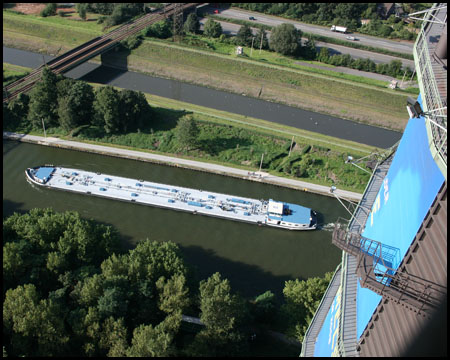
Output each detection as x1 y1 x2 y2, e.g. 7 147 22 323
259 31 263 54
172 3 184 42
250 36 255 57
41 118 47 138
259 153 264 173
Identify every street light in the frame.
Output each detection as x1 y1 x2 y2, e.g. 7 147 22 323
330 186 370 228
346 155 383 179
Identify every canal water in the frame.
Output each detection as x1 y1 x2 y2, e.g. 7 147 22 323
3 46 402 148
4 140 345 298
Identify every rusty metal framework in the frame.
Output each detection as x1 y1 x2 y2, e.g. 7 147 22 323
332 218 446 317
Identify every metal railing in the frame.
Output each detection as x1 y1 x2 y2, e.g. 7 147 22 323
413 4 447 175
332 218 446 316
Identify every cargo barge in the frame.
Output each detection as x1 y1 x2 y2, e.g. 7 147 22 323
25 166 317 230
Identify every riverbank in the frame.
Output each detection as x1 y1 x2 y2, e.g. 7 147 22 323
3 9 411 131
4 131 363 202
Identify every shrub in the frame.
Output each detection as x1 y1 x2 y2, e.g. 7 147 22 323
40 3 57 17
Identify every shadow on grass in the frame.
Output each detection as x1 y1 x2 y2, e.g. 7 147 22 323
199 136 252 156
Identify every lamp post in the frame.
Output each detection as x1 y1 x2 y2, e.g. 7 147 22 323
41 118 47 138
330 186 369 228
346 156 383 179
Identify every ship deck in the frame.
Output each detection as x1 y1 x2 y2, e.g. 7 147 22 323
33 167 271 225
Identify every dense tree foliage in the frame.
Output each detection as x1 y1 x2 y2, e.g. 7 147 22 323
233 3 422 40
57 81 94 131
183 12 200 34
269 23 302 56
187 272 250 356
76 3 87 20
27 67 59 129
235 24 254 47
144 19 172 39
281 271 333 342
174 115 200 150
117 89 150 132
203 18 222 38
3 207 334 357
40 3 57 17
93 85 121 133
254 28 269 50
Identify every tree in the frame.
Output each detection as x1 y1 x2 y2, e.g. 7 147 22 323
302 36 317 60
188 272 249 357
27 67 59 129
5 93 30 131
254 28 269 50
235 24 254 46
93 86 120 133
269 23 302 56
118 89 150 132
127 317 179 357
156 274 190 314
40 3 57 17
3 284 70 356
252 290 276 324
387 59 403 77
317 47 330 63
203 18 222 38
57 81 94 132
145 19 172 39
282 272 333 341
174 115 200 150
98 317 128 356
183 13 200 34
76 3 87 20
198 272 243 335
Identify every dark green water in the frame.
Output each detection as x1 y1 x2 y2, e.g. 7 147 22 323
3 140 345 298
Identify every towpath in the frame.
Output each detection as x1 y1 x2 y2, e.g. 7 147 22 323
4 132 363 202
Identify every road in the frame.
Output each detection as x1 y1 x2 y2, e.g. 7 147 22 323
4 131 363 202
199 19 414 69
208 7 414 55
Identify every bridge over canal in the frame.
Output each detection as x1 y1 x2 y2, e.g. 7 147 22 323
3 3 205 103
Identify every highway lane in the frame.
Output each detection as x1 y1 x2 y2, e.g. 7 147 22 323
208 7 414 55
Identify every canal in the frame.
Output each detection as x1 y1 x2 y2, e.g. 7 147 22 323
4 140 345 298
3 46 402 148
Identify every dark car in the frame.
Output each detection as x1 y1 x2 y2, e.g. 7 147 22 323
249 16 256 20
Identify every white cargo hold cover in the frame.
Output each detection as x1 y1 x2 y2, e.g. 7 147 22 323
268 200 283 215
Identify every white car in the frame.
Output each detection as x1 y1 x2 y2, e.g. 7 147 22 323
346 36 356 41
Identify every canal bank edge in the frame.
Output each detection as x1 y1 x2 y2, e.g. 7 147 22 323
4 132 363 202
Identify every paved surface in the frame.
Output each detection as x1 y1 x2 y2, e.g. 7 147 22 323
4 132 363 202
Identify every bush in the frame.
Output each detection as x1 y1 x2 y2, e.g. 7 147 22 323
40 3 57 17
269 23 302 56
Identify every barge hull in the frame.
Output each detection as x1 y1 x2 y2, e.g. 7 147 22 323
25 166 317 230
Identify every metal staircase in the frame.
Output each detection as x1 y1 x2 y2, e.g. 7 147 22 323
332 219 446 317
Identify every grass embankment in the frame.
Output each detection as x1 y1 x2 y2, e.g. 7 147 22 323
121 40 410 131
3 10 412 131
2 10 110 56
4 63 374 193
3 63 30 87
